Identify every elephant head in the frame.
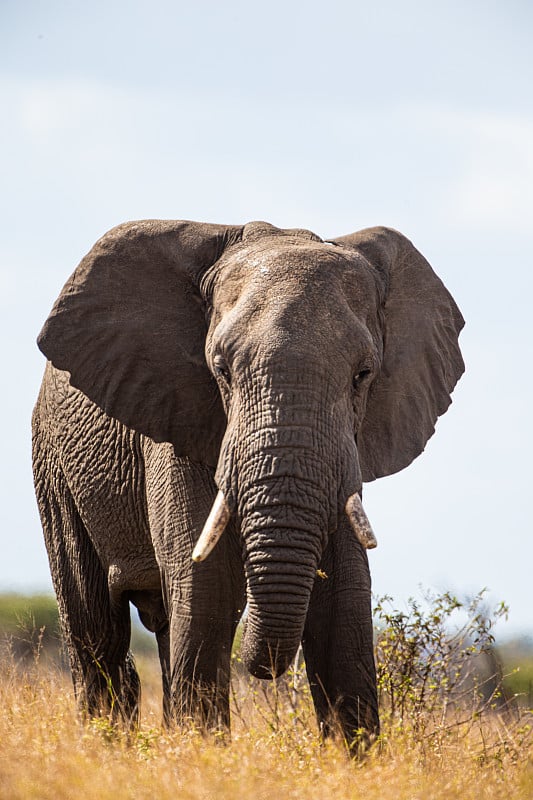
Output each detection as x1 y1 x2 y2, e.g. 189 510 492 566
37 219 464 681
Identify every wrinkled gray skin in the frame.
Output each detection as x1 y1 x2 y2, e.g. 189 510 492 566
32 220 464 745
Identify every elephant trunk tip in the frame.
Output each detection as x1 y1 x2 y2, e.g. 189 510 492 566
240 619 301 680
242 645 299 681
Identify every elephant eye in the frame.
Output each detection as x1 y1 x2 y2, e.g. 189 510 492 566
213 355 231 384
352 368 371 391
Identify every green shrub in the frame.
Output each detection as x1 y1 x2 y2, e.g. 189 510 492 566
0 593 159 663
373 589 514 737
498 637 533 708
0 593 62 664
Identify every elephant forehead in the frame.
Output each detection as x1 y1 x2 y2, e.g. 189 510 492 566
222 239 341 278
214 240 378 314
211 275 378 370
208 240 383 366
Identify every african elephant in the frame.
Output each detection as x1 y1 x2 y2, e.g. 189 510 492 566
32 220 464 746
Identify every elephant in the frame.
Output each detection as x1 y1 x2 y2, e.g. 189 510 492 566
32 219 464 747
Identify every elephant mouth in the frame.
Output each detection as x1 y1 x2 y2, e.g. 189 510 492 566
191 489 377 563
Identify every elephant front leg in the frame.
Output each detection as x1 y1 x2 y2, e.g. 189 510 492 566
166 597 241 732
165 525 245 732
302 519 379 752
145 446 245 733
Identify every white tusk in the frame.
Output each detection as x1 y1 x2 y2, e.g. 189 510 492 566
345 493 378 549
192 491 231 562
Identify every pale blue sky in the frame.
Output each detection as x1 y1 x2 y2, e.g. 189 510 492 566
1 1 531 635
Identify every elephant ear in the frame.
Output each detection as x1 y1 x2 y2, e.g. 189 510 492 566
37 219 243 466
333 226 465 482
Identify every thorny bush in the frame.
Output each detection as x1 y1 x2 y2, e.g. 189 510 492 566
372 588 533 762
374 590 510 730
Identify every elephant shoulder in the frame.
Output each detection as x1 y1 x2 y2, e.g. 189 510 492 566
34 363 137 455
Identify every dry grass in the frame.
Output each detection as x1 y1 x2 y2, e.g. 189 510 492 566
0 654 531 800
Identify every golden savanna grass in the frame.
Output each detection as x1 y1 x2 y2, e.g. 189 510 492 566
0 654 531 800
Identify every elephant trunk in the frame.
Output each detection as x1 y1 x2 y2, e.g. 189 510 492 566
214 377 358 679
241 541 321 678
237 464 331 679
